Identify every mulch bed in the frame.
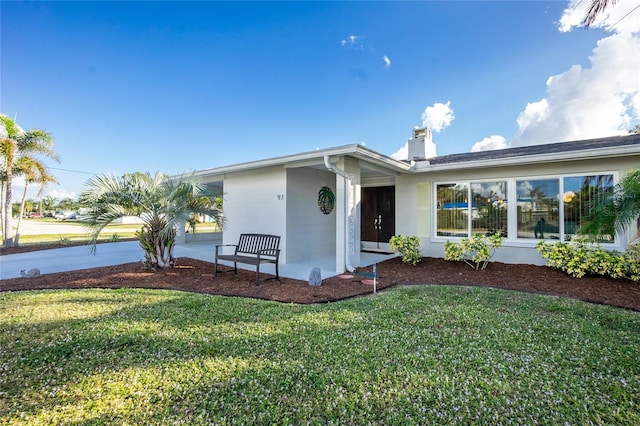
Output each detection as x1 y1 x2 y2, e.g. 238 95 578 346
1 255 639 311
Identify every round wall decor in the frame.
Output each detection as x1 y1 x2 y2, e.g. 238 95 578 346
318 186 335 214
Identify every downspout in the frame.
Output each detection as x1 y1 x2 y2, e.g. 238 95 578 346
324 155 355 272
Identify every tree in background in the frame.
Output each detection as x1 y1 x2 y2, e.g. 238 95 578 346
12 156 58 244
23 199 35 215
0 114 60 247
80 171 223 269
580 169 640 242
57 197 79 211
40 195 56 215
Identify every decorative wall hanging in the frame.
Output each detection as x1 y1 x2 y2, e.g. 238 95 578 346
318 186 335 214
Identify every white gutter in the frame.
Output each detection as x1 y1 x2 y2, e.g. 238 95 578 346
324 155 355 272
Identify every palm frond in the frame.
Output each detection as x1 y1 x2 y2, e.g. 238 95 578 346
80 171 221 263
580 169 640 239
582 0 618 26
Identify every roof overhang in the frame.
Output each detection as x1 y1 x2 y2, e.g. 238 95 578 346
182 135 640 184
190 144 412 182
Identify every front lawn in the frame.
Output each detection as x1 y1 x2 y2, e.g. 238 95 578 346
1 286 638 424
7 221 220 247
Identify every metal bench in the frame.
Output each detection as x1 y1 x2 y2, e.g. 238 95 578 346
214 233 281 286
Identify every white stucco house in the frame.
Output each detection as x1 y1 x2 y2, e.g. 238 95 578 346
181 130 640 275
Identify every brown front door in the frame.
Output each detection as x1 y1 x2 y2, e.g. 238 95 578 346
361 186 395 244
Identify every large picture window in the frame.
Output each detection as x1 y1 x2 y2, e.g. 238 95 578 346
516 178 560 240
436 181 507 237
435 173 616 243
436 183 468 237
471 182 507 236
563 175 614 242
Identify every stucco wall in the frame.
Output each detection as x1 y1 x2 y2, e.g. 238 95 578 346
222 166 287 259
395 156 640 265
285 168 336 262
395 174 418 237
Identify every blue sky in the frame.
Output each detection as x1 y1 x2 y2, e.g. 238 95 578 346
2 1 639 201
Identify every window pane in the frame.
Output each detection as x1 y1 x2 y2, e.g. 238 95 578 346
471 181 507 236
436 183 469 237
563 175 614 242
516 179 560 240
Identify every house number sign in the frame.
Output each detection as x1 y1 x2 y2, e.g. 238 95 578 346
318 186 335 215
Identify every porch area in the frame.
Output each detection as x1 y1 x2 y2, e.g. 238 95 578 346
179 239 396 281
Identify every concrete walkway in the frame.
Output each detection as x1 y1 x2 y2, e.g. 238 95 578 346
0 241 395 281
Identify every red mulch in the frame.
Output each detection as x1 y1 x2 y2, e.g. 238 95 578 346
1 246 639 310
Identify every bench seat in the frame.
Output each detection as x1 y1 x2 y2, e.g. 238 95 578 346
214 233 280 286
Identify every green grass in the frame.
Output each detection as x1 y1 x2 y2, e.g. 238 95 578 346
1 286 638 424
11 221 220 246
15 233 137 246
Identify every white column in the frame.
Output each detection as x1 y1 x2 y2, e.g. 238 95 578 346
335 172 347 272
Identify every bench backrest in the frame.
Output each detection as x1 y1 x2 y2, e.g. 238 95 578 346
236 234 280 258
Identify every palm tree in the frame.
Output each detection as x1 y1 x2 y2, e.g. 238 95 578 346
13 156 58 244
57 197 78 211
0 115 60 247
582 0 618 27
580 169 640 242
80 171 223 269
41 195 56 215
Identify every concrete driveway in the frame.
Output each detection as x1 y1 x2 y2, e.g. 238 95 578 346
1 220 146 279
0 240 222 280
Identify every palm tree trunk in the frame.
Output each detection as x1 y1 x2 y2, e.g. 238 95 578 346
0 181 4 240
3 169 15 248
154 239 175 268
14 183 29 246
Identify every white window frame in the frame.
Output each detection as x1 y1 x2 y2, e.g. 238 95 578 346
432 171 619 245
433 178 508 239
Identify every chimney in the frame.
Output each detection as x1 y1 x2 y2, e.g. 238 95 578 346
408 127 436 161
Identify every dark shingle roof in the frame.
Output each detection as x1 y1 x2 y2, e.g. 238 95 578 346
426 133 640 165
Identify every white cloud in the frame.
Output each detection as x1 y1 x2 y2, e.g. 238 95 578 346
341 35 360 46
341 35 391 70
510 2 640 147
390 144 407 161
471 135 508 152
517 180 534 194
516 99 549 130
421 101 455 132
9 177 75 202
559 0 640 34
46 189 78 201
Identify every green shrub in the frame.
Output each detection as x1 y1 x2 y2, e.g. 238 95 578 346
389 235 422 266
536 239 640 281
444 233 503 270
